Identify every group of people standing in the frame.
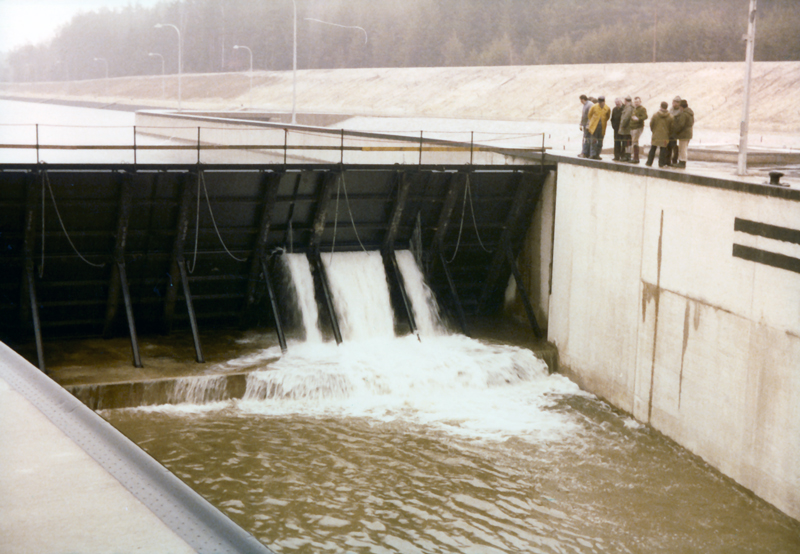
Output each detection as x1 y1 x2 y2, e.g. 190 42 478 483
579 95 694 169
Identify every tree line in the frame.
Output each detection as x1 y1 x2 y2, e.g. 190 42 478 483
2 0 798 83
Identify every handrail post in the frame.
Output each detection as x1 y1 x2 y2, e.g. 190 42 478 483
196 126 201 164
284 128 288 165
35 124 40 164
419 130 423 167
340 128 344 165
133 125 137 165
470 131 474 165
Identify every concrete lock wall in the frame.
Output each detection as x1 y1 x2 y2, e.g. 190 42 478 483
547 162 800 521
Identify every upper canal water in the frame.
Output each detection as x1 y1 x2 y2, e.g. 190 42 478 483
2 99 799 553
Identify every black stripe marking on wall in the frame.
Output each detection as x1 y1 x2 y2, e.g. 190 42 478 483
734 218 800 245
732 244 800 274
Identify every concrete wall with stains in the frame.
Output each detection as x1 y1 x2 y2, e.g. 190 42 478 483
547 162 800 521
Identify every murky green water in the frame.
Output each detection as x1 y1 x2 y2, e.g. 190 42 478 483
105 393 800 553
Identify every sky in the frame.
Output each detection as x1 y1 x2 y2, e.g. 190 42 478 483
0 0 162 54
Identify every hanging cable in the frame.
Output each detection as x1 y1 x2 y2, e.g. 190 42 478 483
341 172 367 253
186 173 201 273
466 174 493 254
41 171 105 270
200 171 247 263
446 175 469 264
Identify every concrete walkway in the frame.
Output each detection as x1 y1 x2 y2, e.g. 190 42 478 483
0 374 197 554
0 341 274 554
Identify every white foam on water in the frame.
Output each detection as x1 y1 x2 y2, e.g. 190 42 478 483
395 250 446 337
207 345 284 373
240 334 585 441
283 253 323 342
322 251 395 341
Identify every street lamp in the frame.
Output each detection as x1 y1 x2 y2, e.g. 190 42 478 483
148 52 166 100
56 60 70 95
233 45 253 110
155 23 182 110
94 57 108 97
737 0 757 176
291 0 297 124
304 18 368 45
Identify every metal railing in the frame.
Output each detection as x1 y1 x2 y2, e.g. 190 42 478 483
0 122 548 166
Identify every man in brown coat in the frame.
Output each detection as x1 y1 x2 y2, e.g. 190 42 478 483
646 101 673 168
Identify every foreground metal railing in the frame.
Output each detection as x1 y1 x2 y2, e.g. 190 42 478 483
0 120 548 166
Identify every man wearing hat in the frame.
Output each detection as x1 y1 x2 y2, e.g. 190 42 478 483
667 96 682 166
618 96 634 162
587 96 611 160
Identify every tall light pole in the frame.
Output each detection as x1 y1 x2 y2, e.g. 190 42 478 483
149 52 166 100
233 45 253 109
94 57 108 97
304 18 368 45
155 23 182 110
291 0 297 124
737 0 757 176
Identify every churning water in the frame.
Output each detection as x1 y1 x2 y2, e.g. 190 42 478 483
102 251 800 552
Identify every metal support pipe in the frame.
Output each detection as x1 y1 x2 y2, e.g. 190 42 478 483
261 257 287 353
117 261 143 368
22 171 45 372
438 250 469 336
382 171 411 253
388 249 417 334
242 171 281 325
104 172 131 339
25 264 45 373
164 173 193 333
504 243 543 339
310 249 342 344
178 259 205 363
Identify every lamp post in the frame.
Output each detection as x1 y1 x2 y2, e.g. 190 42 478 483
304 18 368 45
56 60 70 95
155 23 182 110
94 57 108 97
737 0 757 176
148 53 166 100
233 45 253 109
291 0 297 124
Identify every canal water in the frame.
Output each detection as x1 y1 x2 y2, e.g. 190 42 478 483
102 252 799 553
3 100 799 552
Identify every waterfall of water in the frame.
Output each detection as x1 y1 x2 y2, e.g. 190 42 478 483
322 251 395 341
169 376 229 404
395 250 445 337
282 253 323 342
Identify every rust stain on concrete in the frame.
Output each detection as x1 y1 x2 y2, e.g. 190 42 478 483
647 210 665 424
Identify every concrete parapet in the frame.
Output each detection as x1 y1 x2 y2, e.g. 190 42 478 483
547 161 800 521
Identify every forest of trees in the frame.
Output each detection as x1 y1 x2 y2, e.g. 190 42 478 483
2 0 799 83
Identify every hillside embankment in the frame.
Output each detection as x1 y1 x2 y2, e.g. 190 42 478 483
2 62 799 136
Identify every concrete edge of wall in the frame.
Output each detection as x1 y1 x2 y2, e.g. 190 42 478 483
0 341 274 554
544 153 800 202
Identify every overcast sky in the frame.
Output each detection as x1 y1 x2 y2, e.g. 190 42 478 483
0 0 162 54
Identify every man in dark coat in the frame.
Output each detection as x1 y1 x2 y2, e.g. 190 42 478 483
611 98 623 161
618 96 634 162
646 101 673 168
579 94 594 158
667 95 682 166
673 99 694 169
